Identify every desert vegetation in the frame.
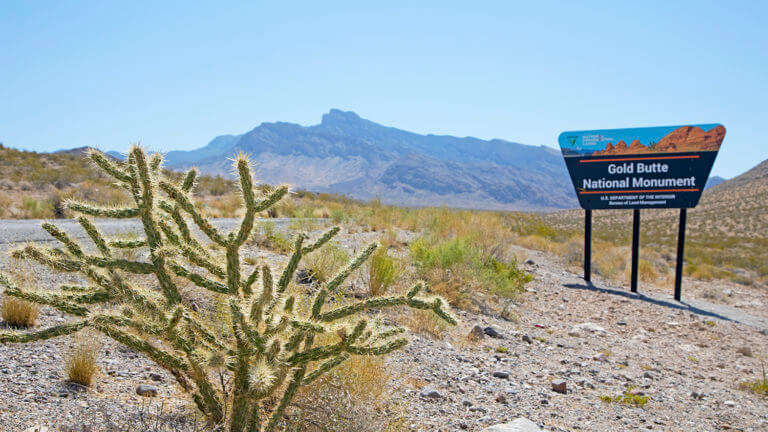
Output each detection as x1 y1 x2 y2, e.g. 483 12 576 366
2 144 764 290
0 147 456 431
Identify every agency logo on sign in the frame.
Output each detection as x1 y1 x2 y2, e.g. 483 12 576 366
558 124 725 210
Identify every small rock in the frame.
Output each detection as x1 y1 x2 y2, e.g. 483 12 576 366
522 334 533 344
736 346 753 357
575 322 606 333
149 372 164 382
723 400 737 407
551 379 567 394
524 259 535 265
468 325 485 340
723 289 733 296
493 371 510 379
593 353 608 362
22 426 50 432
759 329 768 336
484 326 503 338
462 399 473 407
136 384 159 397
617 321 627 326
495 392 507 404
481 417 542 432
419 387 442 399
643 371 655 379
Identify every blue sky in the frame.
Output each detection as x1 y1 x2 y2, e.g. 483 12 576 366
2 1 766 178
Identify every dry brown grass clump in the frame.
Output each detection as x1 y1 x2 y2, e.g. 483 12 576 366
1 296 40 328
404 308 451 339
290 352 405 431
65 330 101 386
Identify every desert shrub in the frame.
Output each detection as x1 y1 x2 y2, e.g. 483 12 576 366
364 247 402 297
251 221 293 252
1 296 40 328
637 259 658 282
290 353 400 431
303 241 349 283
410 235 532 306
65 329 101 386
739 363 768 397
0 147 455 432
404 309 450 339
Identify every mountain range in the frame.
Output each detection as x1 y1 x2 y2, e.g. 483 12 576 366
156 109 577 210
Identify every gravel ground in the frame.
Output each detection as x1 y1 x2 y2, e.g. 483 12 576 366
0 220 767 431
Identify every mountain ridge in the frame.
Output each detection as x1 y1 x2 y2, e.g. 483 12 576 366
161 109 577 211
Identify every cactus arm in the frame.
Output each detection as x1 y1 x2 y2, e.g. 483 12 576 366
0 321 88 343
183 314 228 351
41 222 85 258
264 336 314 432
181 168 197 192
66 201 140 218
325 242 377 293
317 293 456 325
226 242 241 295
167 262 230 294
250 265 272 324
130 147 182 305
264 235 305 316
77 216 111 257
88 149 131 183
187 352 225 424
159 180 227 245
84 256 156 274
90 321 187 371
301 226 340 255
108 238 147 248
301 353 350 385
3 285 90 316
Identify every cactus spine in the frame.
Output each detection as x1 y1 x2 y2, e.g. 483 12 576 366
0 146 455 431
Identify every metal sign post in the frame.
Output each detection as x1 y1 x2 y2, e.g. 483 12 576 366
674 208 687 301
584 209 591 283
560 124 725 300
630 209 640 293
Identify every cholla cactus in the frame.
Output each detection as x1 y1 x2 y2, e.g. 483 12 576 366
0 146 455 431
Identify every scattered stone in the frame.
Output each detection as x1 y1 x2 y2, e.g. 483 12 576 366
551 379 567 394
468 325 485 340
643 371 655 379
493 371 510 379
617 321 627 326
723 400 737 408
484 326 503 338
524 259 535 266
462 399 473 407
736 346 753 357
593 353 608 362
522 334 533 344
136 384 158 397
575 322 606 333
148 372 164 382
419 387 442 399
481 417 542 432
723 289 733 297
495 392 507 404
22 426 50 432
295 269 315 284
